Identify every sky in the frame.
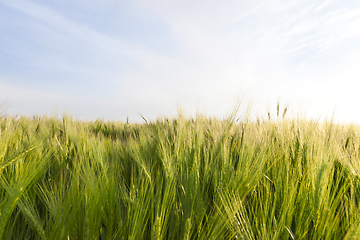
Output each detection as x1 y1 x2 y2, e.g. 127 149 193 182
1 0 360 123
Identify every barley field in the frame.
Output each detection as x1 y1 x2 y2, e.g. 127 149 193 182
1 108 360 239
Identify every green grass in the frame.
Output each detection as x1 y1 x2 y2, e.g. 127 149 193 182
1 110 360 239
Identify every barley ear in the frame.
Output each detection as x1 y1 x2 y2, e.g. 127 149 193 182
282 107 288 119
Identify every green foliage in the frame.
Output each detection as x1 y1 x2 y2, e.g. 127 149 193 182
1 113 360 239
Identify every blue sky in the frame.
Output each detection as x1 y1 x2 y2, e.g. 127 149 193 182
1 0 360 123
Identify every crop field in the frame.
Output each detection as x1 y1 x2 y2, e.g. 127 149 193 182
2 109 360 239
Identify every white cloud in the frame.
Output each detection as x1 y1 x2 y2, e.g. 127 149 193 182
327 8 360 24
315 0 333 12
107 0 360 121
2 0 360 122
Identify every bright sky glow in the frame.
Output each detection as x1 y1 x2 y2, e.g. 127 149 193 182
1 0 360 123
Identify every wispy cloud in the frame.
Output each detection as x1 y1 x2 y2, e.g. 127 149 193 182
2 0 360 122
